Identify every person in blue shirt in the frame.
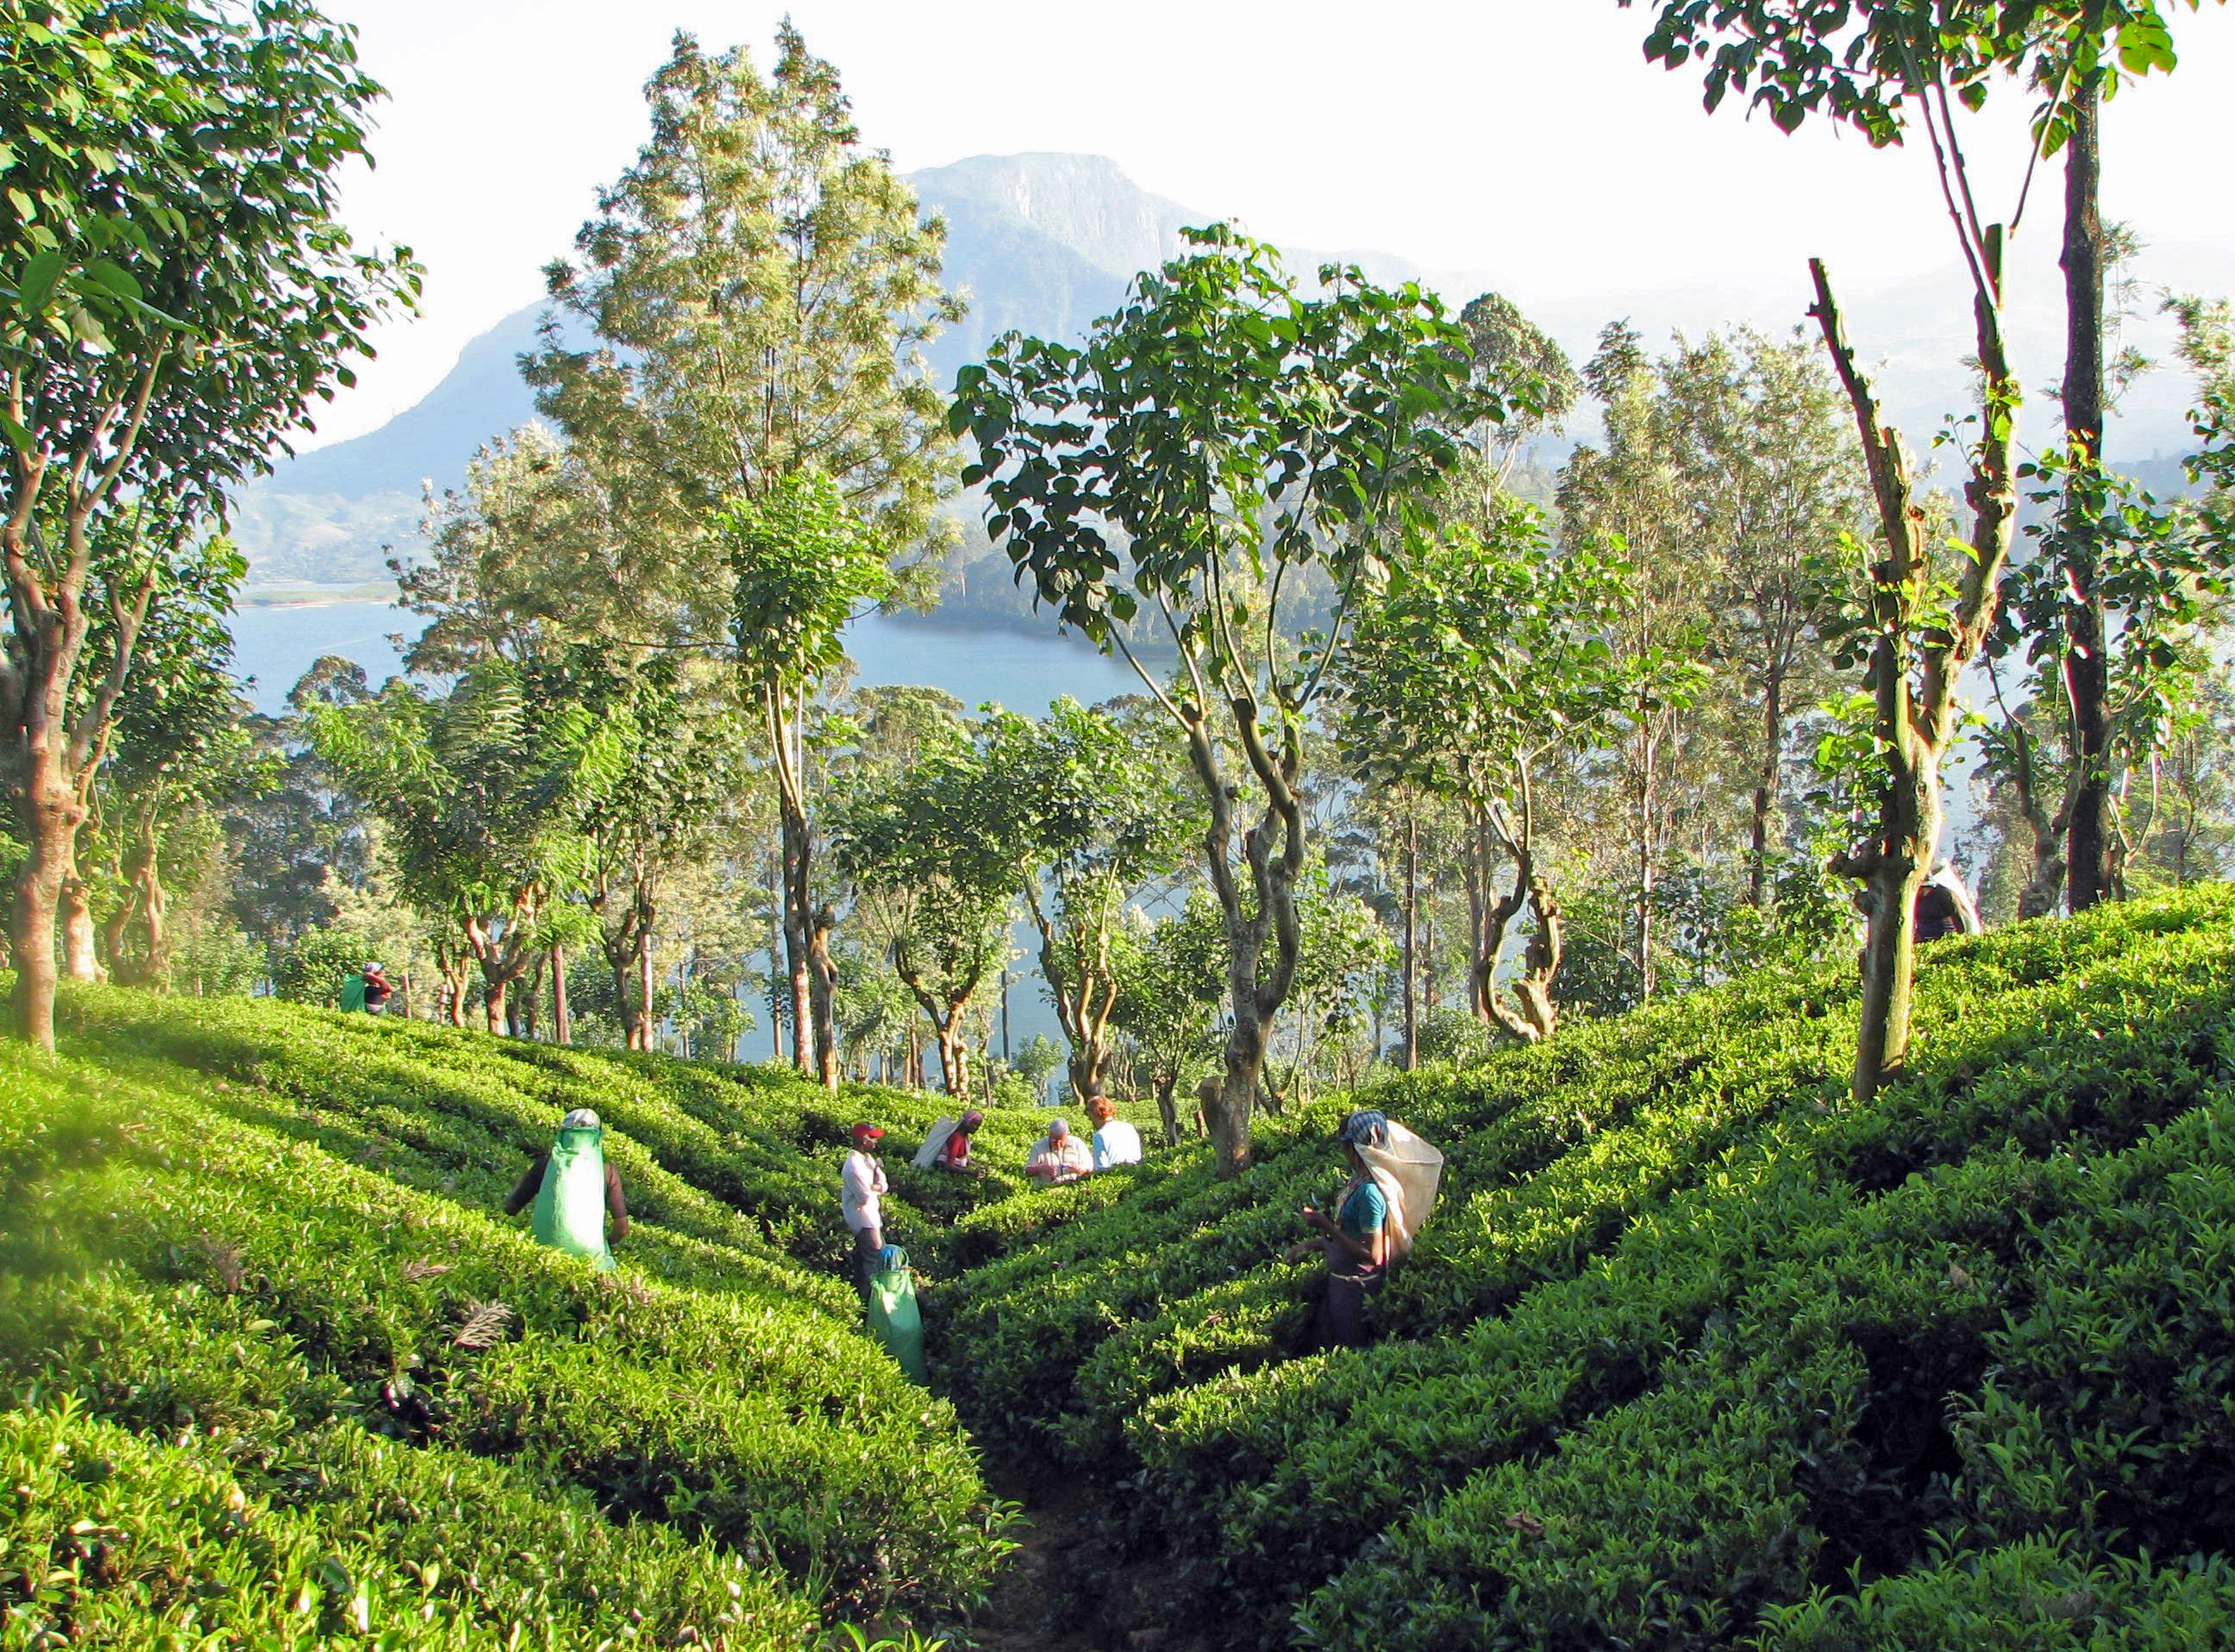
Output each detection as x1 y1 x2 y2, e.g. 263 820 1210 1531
1281 1110 1392 1349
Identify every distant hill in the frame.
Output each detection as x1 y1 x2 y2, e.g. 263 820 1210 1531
227 151 2204 586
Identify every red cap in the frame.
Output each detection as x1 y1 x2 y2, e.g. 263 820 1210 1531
851 1123 885 1146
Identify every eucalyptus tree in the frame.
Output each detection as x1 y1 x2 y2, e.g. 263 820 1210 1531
1340 505 1662 1042
529 23 963 1074
981 698 1198 1100
0 0 416 1048
1457 291 1580 494
1657 328 1865 903
830 729 1019 1098
1556 323 1716 998
717 470 891 1086
1621 0 2032 1104
954 225 1506 1175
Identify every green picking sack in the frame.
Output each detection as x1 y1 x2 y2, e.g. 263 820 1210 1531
531 1124 615 1271
867 1244 927 1383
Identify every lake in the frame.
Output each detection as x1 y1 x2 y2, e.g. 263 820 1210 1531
229 598 1139 716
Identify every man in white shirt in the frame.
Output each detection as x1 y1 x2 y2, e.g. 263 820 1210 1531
1024 1117 1094 1184
841 1122 888 1292
1088 1092 1143 1171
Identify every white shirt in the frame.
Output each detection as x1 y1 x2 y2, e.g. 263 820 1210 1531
841 1149 886 1232
1091 1119 1143 1170
1027 1134 1093 1183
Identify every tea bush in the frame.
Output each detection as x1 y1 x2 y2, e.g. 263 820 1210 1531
55 984 1058 1279
0 1025 1019 1630
940 885 2235 1647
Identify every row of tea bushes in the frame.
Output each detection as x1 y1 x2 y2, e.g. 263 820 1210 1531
938 885 2235 1646
1293 1067 2235 1648
1127 892 2235 1612
0 1034 1017 1634
55 985 1058 1278
0 1400 817 1649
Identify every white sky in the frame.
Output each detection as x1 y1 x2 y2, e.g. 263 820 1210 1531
309 0 2235 447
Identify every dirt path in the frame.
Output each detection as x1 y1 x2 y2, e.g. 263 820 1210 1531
956 1467 1216 1652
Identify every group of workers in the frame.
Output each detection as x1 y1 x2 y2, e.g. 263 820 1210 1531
498 1086 1441 1353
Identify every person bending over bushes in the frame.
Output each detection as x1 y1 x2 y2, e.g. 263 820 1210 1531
1280 1110 1443 1349
504 1107 628 1270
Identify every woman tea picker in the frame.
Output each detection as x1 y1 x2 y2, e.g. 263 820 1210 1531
505 1108 629 1271
1281 1109 1443 1349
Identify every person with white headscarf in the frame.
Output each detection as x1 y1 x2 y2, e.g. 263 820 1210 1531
1280 1108 1443 1349
504 1107 628 1270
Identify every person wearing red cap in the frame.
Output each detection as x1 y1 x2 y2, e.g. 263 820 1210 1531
841 1123 889 1294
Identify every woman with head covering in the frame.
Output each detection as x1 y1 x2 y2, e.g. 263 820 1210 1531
841 1123 889 1292
504 1107 628 1270
1281 1109 1443 1349
936 1109 986 1174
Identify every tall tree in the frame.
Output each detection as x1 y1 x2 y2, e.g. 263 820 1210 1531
0 0 416 1048
1624 0 2032 1102
530 24 963 1077
1656 329 1862 904
955 225 1501 1176
1557 323 1713 998
717 470 891 1086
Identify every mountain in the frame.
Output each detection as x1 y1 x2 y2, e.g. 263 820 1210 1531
226 151 2201 586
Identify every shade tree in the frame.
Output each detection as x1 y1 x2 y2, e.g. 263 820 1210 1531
954 224 1509 1175
1340 504 1671 1043
530 24 964 1077
1 0 416 1048
980 697 1199 1100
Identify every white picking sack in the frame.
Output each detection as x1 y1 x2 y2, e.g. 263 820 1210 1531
1356 1119 1444 1262
912 1117 961 1170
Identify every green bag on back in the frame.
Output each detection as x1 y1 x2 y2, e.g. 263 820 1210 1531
531 1125 615 1271
867 1244 927 1383
338 973 368 1012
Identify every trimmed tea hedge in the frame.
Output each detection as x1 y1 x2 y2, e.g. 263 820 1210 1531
939 885 2235 1648
55 984 1061 1279
0 1027 1017 1634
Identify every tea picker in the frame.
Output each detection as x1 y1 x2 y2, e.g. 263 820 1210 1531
505 1107 629 1271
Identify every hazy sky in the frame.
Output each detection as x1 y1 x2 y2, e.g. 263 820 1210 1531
310 0 2235 447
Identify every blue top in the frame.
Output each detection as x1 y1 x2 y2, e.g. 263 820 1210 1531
1337 1178 1387 1239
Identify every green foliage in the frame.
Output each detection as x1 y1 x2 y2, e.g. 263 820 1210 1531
721 470 896 690
270 923 380 1007
4 985 1033 1629
939 885 2235 1645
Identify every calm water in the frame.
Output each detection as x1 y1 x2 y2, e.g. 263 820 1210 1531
229 598 1136 716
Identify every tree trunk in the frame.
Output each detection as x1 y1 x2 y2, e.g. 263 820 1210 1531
137 832 168 992
807 904 839 1088
1401 810 1419 1067
8 752 77 1051
59 835 103 984
551 942 570 1046
1633 718 1658 1000
1749 669 1784 905
637 926 656 1052
1153 1069 1182 1147
1809 255 2018 1106
2060 83 2113 913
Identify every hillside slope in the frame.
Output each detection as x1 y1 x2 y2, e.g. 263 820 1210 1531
938 885 2235 1649
1 990 1061 1646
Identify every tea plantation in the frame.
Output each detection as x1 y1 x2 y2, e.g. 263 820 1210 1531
7 885 2235 1649
1 987 1046 1647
